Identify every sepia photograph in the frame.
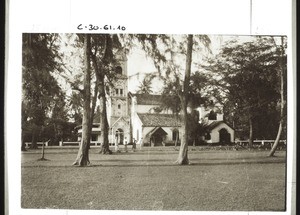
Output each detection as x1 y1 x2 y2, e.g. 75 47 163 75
6 0 295 215
21 33 287 211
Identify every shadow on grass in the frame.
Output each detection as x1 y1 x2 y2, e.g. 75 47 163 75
22 158 286 168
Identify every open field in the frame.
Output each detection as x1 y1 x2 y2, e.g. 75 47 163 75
21 147 286 211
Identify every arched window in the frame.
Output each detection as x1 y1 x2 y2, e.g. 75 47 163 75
115 128 124 144
115 88 124 96
205 133 211 140
172 129 179 141
115 66 122 75
219 128 230 143
208 110 217 120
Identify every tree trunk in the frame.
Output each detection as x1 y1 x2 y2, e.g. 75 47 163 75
30 125 39 149
38 127 49 161
38 142 46 161
248 117 253 149
37 142 49 161
89 37 112 155
73 34 91 166
41 142 45 159
174 114 179 148
175 130 178 148
175 35 193 165
269 36 285 157
99 78 112 154
21 135 27 151
89 80 99 150
176 95 189 164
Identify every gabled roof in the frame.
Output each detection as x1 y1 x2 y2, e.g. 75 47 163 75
146 127 168 137
203 121 234 131
137 113 181 127
110 116 129 127
132 94 163 105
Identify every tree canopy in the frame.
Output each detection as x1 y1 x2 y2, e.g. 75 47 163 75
22 33 68 149
204 37 287 142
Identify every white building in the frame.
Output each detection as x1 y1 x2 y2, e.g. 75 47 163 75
129 93 182 146
79 49 235 146
197 104 235 144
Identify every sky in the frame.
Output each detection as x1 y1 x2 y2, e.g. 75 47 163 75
56 34 264 95
126 35 255 93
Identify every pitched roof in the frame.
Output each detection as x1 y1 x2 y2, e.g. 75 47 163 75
203 121 234 131
137 113 181 127
110 116 129 127
146 127 168 137
133 94 163 105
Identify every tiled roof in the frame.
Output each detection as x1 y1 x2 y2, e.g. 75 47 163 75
133 94 163 105
137 113 181 127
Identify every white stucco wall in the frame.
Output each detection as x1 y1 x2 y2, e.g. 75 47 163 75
198 106 224 122
210 123 235 143
131 112 143 143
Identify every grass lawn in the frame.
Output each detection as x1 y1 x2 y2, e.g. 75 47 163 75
21 147 286 211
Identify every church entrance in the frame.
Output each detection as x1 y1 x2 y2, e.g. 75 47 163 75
115 128 124 145
219 128 231 144
150 127 167 146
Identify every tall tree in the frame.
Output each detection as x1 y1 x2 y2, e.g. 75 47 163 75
160 70 210 148
269 36 287 156
160 76 181 114
90 34 122 154
124 34 211 164
73 34 91 166
136 73 156 94
22 33 63 149
175 35 193 164
204 37 285 148
68 91 83 125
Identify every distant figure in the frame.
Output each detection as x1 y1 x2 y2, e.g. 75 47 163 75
124 137 128 152
139 137 144 150
132 138 136 152
150 137 154 147
115 138 120 153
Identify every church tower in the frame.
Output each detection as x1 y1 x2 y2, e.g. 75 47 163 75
106 49 130 145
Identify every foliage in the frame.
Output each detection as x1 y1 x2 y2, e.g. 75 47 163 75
204 37 287 140
67 91 83 125
136 73 156 94
22 33 67 147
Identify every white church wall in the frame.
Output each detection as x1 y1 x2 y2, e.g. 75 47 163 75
131 113 143 143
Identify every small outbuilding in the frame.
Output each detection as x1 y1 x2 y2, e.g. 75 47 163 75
202 121 235 144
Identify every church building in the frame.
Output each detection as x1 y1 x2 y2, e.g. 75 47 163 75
79 49 235 146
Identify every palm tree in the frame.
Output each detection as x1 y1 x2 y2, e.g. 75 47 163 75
136 73 156 94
